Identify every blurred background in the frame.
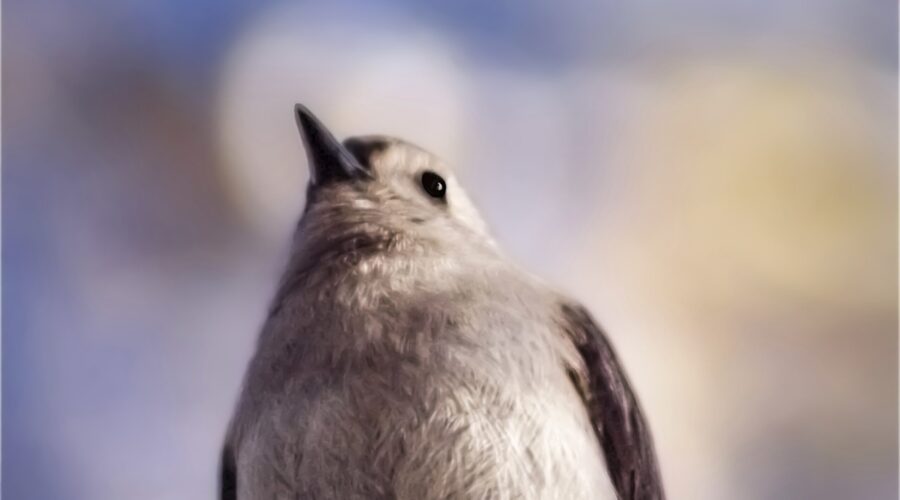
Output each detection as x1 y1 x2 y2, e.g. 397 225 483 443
3 0 897 499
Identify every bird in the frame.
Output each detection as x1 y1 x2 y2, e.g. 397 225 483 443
220 104 665 500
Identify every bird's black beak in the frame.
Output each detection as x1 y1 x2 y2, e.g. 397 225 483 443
294 104 370 186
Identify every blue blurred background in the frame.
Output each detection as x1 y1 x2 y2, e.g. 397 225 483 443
4 1 897 499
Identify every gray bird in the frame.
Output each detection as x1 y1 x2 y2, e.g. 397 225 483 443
220 105 665 500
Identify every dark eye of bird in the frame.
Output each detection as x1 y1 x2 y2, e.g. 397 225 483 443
421 171 447 199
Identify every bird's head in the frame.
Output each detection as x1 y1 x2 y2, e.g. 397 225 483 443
292 104 495 262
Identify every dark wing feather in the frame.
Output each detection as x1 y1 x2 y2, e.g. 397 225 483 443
559 302 665 500
219 444 237 500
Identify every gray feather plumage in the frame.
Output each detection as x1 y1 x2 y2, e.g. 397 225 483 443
221 108 663 500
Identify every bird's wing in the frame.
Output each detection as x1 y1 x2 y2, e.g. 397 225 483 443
219 443 237 500
557 302 666 500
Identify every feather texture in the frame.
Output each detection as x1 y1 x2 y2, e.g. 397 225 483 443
220 122 663 499
558 303 666 500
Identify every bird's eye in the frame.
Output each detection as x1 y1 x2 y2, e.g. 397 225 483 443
421 171 447 199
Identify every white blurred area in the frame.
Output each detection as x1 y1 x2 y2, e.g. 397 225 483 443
4 1 897 499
